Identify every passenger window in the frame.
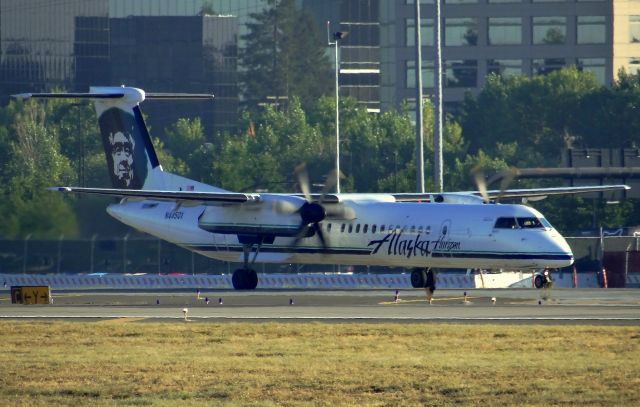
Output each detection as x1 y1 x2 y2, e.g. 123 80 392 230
341 223 346 233
380 225 385 232
372 225 377 233
363 224 369 233
425 226 431 235
442 225 448 235
395 225 401 233
327 223 332 232
348 224 353 233
410 225 416 234
494 217 517 229
356 224 361 233
418 226 423 234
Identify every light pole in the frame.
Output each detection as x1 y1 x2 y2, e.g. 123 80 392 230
328 21 348 194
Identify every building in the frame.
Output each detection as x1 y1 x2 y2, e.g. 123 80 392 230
0 0 267 135
380 0 640 112
304 0 381 112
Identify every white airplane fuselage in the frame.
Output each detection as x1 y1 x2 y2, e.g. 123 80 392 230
108 196 574 270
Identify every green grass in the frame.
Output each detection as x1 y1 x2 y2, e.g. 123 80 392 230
0 321 639 406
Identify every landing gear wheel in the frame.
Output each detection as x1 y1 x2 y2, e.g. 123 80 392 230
534 274 544 289
246 269 258 290
232 268 258 290
411 269 427 288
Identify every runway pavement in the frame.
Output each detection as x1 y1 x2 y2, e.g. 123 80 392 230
1 288 639 324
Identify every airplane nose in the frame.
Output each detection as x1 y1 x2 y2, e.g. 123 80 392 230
551 233 574 266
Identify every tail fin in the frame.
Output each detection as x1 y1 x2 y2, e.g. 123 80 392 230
13 87 213 190
92 87 158 189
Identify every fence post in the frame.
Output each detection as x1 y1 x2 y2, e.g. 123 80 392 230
57 234 64 274
23 234 32 273
123 233 129 274
90 234 97 273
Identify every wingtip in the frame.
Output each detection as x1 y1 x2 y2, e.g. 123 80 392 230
11 93 32 100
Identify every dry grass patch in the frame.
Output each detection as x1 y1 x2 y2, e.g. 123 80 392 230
0 321 638 406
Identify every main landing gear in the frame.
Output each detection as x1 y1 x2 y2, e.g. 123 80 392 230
231 242 261 290
411 268 436 303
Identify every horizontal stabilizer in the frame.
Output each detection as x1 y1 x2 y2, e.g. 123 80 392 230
13 90 214 101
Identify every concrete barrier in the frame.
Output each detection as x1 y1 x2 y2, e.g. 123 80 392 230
0 271 609 290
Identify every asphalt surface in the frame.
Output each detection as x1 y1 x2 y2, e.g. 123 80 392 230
1 288 639 324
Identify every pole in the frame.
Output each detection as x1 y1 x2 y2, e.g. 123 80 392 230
415 0 425 193
434 0 444 192
335 39 341 193
327 21 340 194
328 21 341 194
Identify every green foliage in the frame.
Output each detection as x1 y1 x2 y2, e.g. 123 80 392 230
0 99 78 238
239 0 332 111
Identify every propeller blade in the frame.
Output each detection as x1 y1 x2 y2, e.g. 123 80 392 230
471 166 490 203
294 163 312 202
315 223 329 249
272 199 299 214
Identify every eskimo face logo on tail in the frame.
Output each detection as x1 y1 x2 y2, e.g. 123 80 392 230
98 107 149 189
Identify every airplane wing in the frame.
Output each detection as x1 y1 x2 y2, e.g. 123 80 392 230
49 187 260 203
482 184 630 200
392 184 630 202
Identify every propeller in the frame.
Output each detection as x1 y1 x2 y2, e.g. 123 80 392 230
290 164 344 249
471 166 519 203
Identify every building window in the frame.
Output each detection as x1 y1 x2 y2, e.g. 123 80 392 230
445 18 478 47
487 59 523 77
533 17 567 45
406 60 435 88
406 18 434 47
489 18 522 45
577 58 606 84
577 16 606 44
446 60 478 88
631 16 640 43
629 58 640 75
533 58 566 75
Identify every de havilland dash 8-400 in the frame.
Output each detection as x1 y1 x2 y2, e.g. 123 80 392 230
14 87 629 291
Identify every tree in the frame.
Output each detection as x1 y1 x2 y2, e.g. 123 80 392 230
239 0 332 111
0 99 78 238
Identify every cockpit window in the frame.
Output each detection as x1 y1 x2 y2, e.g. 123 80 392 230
494 217 517 229
517 217 544 228
539 218 553 229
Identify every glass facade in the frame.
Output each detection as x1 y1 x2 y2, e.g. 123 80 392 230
577 58 605 84
487 59 523 77
577 16 606 44
533 58 566 75
406 18 434 47
445 18 478 47
631 16 640 43
489 17 522 45
0 0 255 135
406 60 435 88
629 58 640 75
533 16 567 45
445 60 477 88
